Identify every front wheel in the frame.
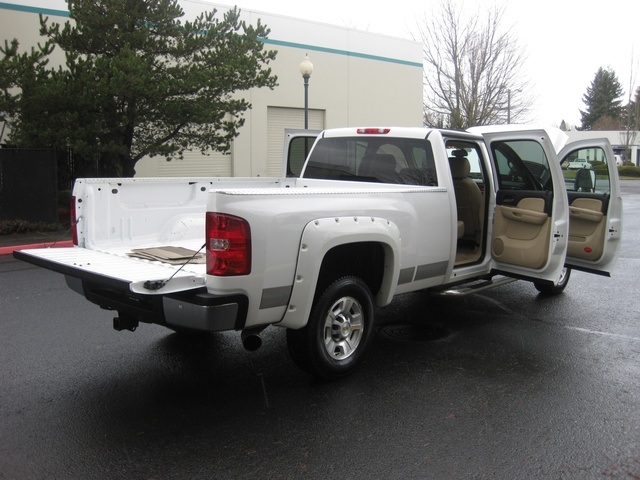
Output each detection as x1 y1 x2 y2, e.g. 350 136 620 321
534 267 571 295
286 276 375 380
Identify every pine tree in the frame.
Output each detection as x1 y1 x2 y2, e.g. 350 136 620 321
0 0 278 176
579 67 624 131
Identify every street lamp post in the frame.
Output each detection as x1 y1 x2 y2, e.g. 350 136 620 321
299 54 313 129
0 113 6 145
506 88 522 124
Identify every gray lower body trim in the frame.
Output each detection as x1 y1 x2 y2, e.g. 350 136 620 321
398 267 415 285
164 296 239 331
398 260 449 284
260 285 293 309
415 261 448 280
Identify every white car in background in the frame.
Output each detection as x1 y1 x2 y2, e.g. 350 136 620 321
567 158 592 170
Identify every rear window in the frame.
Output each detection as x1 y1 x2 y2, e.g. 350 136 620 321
302 137 438 186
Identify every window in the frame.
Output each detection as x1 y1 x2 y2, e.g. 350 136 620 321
560 147 610 194
492 140 552 191
445 140 487 184
287 136 316 177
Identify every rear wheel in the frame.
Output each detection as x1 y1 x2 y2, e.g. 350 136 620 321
534 267 571 295
287 276 375 380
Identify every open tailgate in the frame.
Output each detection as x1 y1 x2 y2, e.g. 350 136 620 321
14 247 205 295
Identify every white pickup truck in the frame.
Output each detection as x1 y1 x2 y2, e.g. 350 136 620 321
566 157 592 170
15 126 623 379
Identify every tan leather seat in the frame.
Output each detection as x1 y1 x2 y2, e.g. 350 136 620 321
574 168 595 192
449 154 483 244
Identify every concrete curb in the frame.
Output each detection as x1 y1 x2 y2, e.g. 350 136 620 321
0 241 74 257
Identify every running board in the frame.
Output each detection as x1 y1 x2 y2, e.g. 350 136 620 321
430 276 518 296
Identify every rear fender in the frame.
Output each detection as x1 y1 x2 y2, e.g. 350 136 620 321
276 216 401 329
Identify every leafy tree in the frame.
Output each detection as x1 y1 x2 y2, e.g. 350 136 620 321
0 0 278 176
623 86 640 132
579 67 624 131
417 0 530 129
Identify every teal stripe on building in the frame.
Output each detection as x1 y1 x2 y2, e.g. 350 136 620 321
0 2 69 17
263 39 422 68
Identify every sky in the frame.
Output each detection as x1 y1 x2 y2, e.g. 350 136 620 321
216 0 639 128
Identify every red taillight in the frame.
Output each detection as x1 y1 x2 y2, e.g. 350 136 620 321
70 196 78 246
357 128 390 135
206 213 251 276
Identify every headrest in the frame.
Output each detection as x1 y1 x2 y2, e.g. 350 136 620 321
360 153 397 175
371 154 396 171
449 156 470 178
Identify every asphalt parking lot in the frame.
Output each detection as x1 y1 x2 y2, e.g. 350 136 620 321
1 181 638 479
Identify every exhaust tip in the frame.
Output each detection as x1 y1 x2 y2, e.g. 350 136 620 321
241 331 262 351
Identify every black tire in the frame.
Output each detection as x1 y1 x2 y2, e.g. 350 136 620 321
286 276 375 380
534 267 571 295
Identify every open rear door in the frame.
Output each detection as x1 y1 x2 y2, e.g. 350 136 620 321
283 129 321 177
471 128 569 285
557 138 622 276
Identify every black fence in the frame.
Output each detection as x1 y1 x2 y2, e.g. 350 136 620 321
0 148 72 223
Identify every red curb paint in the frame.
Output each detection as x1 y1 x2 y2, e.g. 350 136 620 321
0 241 73 256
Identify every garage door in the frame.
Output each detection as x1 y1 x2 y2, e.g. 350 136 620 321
157 150 232 177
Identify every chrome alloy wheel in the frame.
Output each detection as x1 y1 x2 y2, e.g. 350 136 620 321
323 296 364 360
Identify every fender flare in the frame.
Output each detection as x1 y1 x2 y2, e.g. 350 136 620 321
277 216 401 329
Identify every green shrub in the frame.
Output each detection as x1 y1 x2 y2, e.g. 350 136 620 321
619 165 640 177
0 219 64 235
593 164 609 176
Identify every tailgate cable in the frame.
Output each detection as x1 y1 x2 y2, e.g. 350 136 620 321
46 216 82 248
143 243 206 291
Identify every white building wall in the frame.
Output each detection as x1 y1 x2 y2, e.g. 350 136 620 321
0 1 424 176
566 130 640 166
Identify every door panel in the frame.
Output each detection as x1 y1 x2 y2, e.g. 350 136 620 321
493 192 552 269
493 204 550 269
558 139 622 275
567 196 605 261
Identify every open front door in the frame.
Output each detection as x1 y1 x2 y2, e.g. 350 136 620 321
557 138 622 276
472 128 569 285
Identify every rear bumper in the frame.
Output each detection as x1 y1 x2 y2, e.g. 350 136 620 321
14 247 248 332
66 276 248 331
